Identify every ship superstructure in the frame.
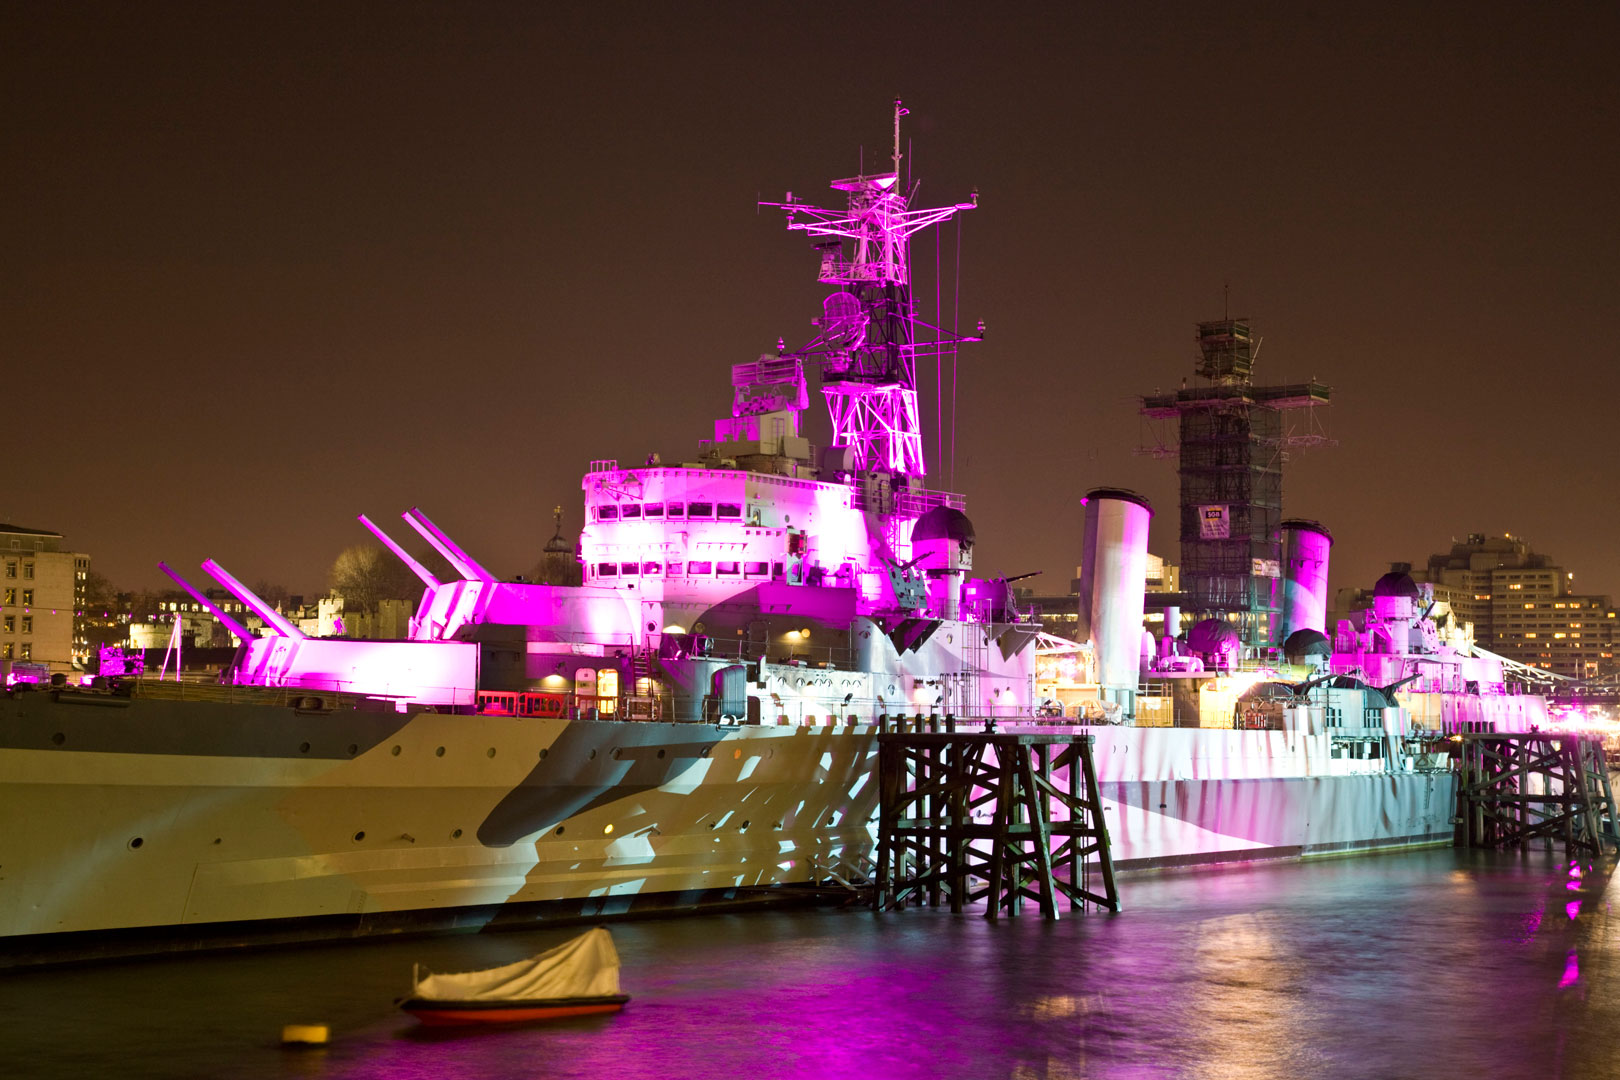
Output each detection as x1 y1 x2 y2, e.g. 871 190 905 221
200 101 1035 731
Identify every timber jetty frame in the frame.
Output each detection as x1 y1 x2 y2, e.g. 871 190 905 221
1453 732 1620 857
874 729 1120 918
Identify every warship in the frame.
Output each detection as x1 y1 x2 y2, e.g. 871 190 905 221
0 104 1544 964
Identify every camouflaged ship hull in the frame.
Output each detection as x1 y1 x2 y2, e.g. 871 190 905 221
1 687 1466 966
0 688 879 962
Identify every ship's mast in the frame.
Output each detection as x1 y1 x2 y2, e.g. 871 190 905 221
764 100 977 479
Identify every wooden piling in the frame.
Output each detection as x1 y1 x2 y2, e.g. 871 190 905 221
1453 733 1619 857
874 731 1120 919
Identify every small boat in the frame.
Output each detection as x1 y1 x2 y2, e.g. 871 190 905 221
399 927 629 1027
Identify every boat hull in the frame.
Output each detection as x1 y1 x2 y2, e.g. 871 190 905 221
1 689 1456 965
401 993 629 1026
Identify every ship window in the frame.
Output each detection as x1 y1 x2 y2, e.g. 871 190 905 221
596 505 619 521
666 502 685 518
717 504 742 519
597 563 618 577
644 503 664 518
717 561 740 575
688 502 714 518
666 561 684 575
643 561 661 575
745 561 769 576
687 561 713 575
620 562 640 575
621 505 642 520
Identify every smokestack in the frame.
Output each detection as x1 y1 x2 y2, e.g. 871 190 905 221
1279 519 1333 643
1078 488 1152 719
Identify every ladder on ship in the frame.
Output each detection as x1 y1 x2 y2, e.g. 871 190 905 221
1454 733 1620 857
874 731 1120 919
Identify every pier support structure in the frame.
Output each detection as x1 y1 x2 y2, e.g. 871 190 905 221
1454 733 1620 856
874 731 1119 919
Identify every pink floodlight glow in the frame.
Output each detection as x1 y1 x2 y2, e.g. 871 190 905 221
158 561 254 642
403 507 494 583
200 559 305 639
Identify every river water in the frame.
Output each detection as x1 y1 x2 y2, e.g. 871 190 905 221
2 848 1615 1079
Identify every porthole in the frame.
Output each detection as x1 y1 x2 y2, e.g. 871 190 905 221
353 831 366 842
555 826 565 835
657 748 666 758
347 744 359 756
603 824 615 835
539 748 549 759
50 732 65 746
213 837 223 845
391 745 402 756
487 747 497 758
700 747 711 757
589 749 597 760
298 742 311 754
128 837 144 850
452 828 463 839
612 748 623 760
435 746 446 757
740 820 750 830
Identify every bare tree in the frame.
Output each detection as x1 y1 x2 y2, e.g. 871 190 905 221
252 580 291 608
329 544 425 614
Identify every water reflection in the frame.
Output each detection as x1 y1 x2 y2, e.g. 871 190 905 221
0 848 1613 1080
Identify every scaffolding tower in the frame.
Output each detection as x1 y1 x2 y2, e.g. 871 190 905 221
1140 319 1331 651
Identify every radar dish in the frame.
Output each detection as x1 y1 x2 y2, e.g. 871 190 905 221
821 292 867 350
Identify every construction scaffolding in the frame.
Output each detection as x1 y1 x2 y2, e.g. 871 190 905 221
1140 318 1332 651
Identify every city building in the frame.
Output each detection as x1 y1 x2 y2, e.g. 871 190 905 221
0 523 90 672
1414 534 1617 679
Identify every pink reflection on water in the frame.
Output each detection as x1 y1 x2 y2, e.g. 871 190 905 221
1560 949 1580 988
1567 900 1581 920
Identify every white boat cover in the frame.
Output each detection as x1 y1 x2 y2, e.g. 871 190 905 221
413 928 622 1002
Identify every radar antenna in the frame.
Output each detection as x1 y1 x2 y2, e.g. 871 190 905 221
762 100 979 478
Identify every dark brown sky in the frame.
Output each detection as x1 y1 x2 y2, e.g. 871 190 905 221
7 2 1619 600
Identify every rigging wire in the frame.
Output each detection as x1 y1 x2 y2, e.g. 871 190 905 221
935 220 943 474
950 213 962 490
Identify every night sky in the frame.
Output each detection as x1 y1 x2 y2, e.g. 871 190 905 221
8 3 1619 601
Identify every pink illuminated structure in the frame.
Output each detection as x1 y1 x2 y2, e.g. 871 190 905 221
157 561 253 643
201 559 304 639
761 99 978 479
358 513 441 589
199 102 1038 725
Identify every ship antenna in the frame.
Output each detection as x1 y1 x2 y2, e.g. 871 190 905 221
892 98 908 178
